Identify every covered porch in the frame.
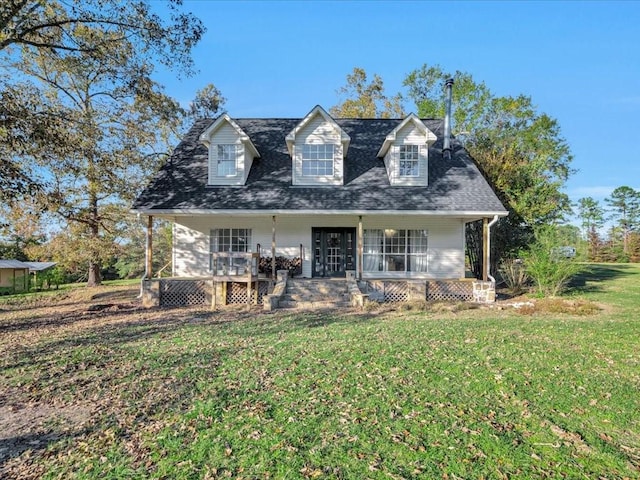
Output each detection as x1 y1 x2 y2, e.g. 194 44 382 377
139 212 500 307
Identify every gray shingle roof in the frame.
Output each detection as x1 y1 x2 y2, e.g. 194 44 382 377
23 261 57 271
0 260 30 269
133 118 507 215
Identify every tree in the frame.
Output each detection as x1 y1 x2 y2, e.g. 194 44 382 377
522 225 582 297
330 67 404 118
605 186 640 256
577 197 605 260
114 218 173 279
1 0 203 67
0 0 204 202
0 198 46 261
186 84 227 121
8 27 184 286
403 64 574 276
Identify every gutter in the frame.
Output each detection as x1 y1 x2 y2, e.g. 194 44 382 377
138 213 149 299
486 214 500 284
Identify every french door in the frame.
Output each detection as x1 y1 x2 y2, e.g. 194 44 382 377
312 228 356 277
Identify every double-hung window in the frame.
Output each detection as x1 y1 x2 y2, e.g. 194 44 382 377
302 144 334 176
216 144 237 176
363 229 428 273
398 145 420 177
210 228 251 273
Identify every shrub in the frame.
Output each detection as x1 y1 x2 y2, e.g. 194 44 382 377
498 258 530 295
521 226 582 297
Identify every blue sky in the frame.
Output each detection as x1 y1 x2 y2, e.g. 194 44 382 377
155 0 640 209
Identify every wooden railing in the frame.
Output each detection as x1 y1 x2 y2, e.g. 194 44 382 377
210 252 260 279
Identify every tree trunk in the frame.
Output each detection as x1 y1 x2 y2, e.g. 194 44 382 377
87 261 101 287
86 168 102 286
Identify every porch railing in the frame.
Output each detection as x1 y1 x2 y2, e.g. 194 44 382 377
211 252 260 278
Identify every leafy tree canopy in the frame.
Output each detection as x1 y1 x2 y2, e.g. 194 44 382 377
330 67 404 119
400 64 575 275
0 0 203 71
404 64 574 228
0 0 205 202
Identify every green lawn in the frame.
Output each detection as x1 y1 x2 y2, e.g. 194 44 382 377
1 264 638 479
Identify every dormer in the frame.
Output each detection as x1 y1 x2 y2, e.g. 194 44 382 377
377 114 437 187
286 106 350 186
199 114 260 186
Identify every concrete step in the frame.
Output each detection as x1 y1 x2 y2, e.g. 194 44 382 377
282 293 350 302
279 279 351 310
279 300 351 310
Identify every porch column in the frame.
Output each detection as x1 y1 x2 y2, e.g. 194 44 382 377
358 215 363 281
146 215 153 279
482 217 489 281
271 215 276 280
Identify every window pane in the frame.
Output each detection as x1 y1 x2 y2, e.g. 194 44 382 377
216 144 236 176
302 144 334 176
363 254 382 271
398 145 419 177
384 229 405 254
408 230 428 253
211 228 251 253
387 255 405 271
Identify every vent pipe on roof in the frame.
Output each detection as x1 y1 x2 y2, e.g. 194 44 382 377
443 78 454 159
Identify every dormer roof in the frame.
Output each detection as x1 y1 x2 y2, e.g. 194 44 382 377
199 113 260 158
285 105 350 155
376 113 437 158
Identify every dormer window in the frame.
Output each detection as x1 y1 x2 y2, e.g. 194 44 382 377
302 144 335 176
286 106 350 186
199 114 260 186
217 144 237 176
399 145 420 177
377 114 437 187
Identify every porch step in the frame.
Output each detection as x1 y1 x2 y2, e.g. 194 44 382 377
280 279 351 310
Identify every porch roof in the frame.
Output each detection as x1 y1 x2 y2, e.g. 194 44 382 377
133 118 507 216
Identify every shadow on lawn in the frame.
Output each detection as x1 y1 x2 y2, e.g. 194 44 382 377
567 263 638 293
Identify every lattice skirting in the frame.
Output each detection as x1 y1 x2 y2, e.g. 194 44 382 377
159 279 209 306
426 281 474 302
226 281 270 305
363 281 410 303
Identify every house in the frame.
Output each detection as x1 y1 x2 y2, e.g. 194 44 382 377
0 260 30 293
132 93 507 307
0 260 58 293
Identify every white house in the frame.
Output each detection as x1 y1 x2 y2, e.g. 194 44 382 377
132 103 507 306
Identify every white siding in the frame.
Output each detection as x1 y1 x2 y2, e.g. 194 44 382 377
293 114 344 186
384 124 428 187
207 122 252 186
172 215 465 280
173 222 210 277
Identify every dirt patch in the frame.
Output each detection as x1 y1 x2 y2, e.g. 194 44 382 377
0 284 266 477
0 387 94 463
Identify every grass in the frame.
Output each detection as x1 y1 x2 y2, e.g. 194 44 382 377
0 278 139 306
0 264 639 479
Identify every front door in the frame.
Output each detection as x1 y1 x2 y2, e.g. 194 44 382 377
312 228 356 277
